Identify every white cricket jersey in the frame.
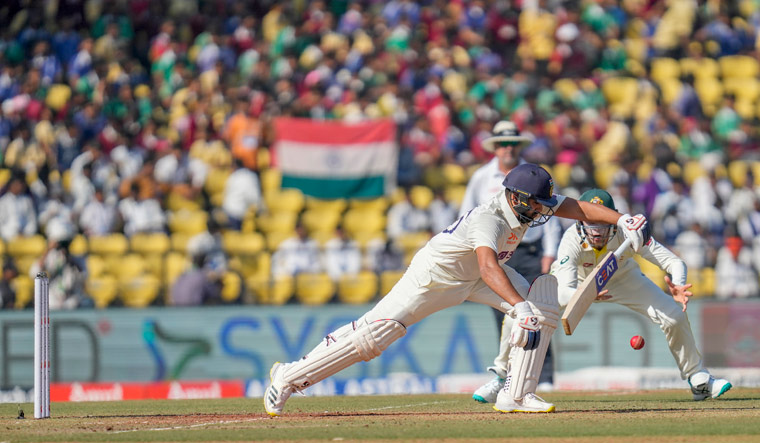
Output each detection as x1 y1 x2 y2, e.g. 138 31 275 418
459 158 562 255
414 190 566 282
551 225 687 304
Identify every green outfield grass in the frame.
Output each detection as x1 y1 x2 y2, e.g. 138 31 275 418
2 388 759 442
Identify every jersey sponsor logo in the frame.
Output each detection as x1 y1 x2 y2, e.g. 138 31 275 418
507 233 518 245
560 256 569 264
498 250 514 261
582 262 594 267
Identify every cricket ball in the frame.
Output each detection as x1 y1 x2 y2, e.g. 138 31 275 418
630 335 645 350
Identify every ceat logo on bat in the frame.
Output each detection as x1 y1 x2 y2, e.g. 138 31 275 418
595 254 619 292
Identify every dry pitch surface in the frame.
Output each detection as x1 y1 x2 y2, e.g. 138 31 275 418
1 388 759 442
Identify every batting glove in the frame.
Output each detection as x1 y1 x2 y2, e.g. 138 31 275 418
509 301 541 350
617 214 651 252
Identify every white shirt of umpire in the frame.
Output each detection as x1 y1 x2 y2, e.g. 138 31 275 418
550 226 705 380
361 191 566 327
459 157 561 257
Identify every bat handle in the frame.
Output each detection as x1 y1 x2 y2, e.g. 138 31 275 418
613 238 633 258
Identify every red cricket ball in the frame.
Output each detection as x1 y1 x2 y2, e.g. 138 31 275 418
630 335 645 350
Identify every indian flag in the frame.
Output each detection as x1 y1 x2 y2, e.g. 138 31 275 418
273 118 398 199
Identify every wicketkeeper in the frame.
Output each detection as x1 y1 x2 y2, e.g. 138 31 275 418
264 164 651 416
475 188 731 403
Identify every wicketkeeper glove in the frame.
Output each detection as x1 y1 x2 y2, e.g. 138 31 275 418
617 214 651 252
509 301 541 350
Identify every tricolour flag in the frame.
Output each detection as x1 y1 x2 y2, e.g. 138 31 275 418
273 118 398 199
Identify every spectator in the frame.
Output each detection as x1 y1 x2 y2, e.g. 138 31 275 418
428 188 458 233
118 182 166 237
29 237 92 310
222 159 263 229
0 259 19 309
79 187 117 237
715 236 759 300
386 188 431 240
271 221 323 278
0 173 38 241
169 255 223 306
365 238 406 274
323 225 362 283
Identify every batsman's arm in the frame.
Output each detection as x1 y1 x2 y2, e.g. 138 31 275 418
475 246 525 307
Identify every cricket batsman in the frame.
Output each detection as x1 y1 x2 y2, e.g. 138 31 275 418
475 188 731 402
264 164 651 416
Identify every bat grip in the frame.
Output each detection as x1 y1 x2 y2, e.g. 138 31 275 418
613 238 633 258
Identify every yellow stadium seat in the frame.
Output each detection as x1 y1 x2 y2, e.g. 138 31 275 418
720 55 759 78
553 78 579 101
257 211 298 234
700 267 715 298
397 231 431 255
650 57 681 84
658 78 682 105
441 163 467 185
682 160 707 186
257 148 271 169
723 77 760 102
119 275 161 308
69 234 87 256
422 166 446 190
295 272 335 305
221 271 243 302
680 57 719 79
168 210 208 235
301 209 343 234
310 230 335 245
11 276 33 308
247 275 294 304
260 168 281 192
728 161 750 188
352 231 386 249
342 209 386 237
222 231 266 256
305 197 348 212
735 99 755 120
265 230 295 251
410 185 434 210
0 168 10 188
7 235 47 257
86 276 119 308
115 253 148 281
170 232 191 253
602 77 637 105
164 252 190 287
349 197 389 212
166 191 203 211
265 188 305 214
444 185 466 208
0 239 4 256
624 38 648 63
88 233 129 256
86 255 107 278
380 270 405 296
204 167 231 196
337 271 378 304
230 251 270 279
130 232 170 255
694 77 723 108
15 257 37 275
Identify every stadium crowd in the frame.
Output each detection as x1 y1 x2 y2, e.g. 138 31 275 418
1 0 760 310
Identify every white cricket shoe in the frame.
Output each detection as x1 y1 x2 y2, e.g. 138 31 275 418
689 370 732 401
473 376 505 403
264 362 295 416
493 392 555 413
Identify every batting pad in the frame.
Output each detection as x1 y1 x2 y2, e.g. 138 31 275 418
283 319 406 389
508 275 560 400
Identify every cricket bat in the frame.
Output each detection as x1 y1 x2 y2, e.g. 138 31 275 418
561 238 632 335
